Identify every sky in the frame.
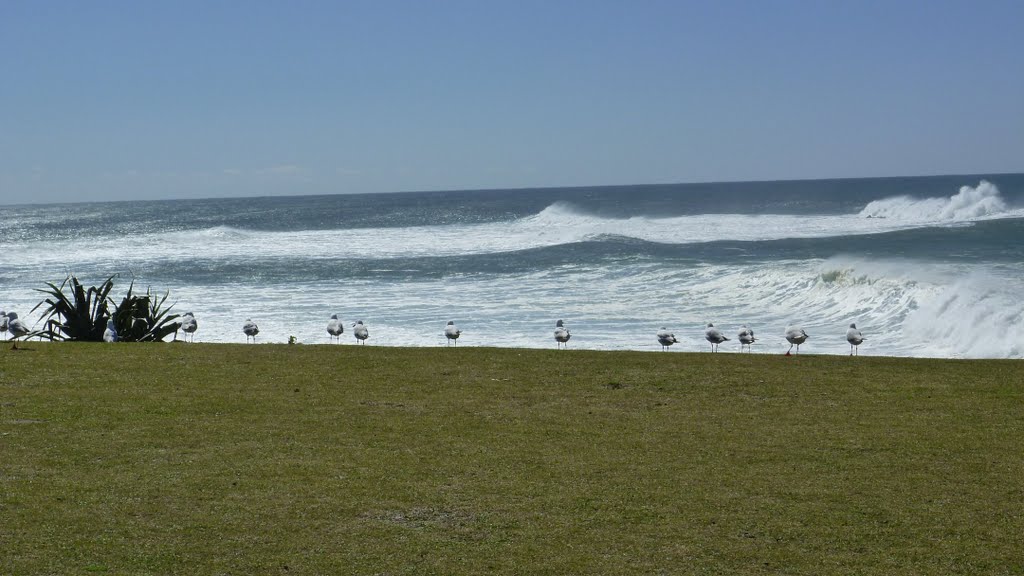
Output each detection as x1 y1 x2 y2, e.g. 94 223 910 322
1 0 1022 204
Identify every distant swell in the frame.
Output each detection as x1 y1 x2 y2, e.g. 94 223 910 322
858 180 1008 221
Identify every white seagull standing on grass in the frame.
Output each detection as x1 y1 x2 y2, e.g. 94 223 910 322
180 312 198 343
0 310 8 340
444 320 461 346
846 323 866 356
554 320 571 349
738 325 756 352
656 327 678 351
353 320 369 344
243 319 260 343
103 319 118 343
705 323 729 352
326 314 344 343
6 312 30 349
785 326 809 355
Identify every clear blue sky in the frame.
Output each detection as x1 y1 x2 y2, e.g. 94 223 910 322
2 0 1022 203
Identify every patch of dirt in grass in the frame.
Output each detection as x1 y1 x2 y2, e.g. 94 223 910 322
361 507 478 532
359 400 408 409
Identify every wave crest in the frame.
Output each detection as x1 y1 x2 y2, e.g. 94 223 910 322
858 180 1008 221
195 225 252 239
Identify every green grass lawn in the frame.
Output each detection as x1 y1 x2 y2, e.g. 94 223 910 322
2 343 1022 575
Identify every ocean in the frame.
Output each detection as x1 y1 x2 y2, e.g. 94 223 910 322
2 174 1023 358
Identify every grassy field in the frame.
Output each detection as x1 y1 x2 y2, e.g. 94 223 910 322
1 343 1022 575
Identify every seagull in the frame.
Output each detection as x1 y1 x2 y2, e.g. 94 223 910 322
656 327 678 351
180 312 198 343
326 314 344 343
353 320 369 345
705 323 729 352
846 323 866 356
444 320 461 346
103 319 118 343
554 319 571 349
738 325 756 352
0 309 8 340
6 312 29 349
243 319 259 343
785 325 809 355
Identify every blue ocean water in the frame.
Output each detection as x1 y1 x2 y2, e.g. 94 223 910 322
2 174 1023 357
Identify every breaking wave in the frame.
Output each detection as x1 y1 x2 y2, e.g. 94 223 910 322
858 180 1011 221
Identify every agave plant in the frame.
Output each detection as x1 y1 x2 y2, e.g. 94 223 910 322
33 275 181 342
32 275 116 341
110 281 180 342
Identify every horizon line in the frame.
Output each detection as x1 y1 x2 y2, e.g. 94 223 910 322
3 170 1022 209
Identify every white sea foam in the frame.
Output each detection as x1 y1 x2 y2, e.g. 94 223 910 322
3 254 1020 358
858 180 1009 221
